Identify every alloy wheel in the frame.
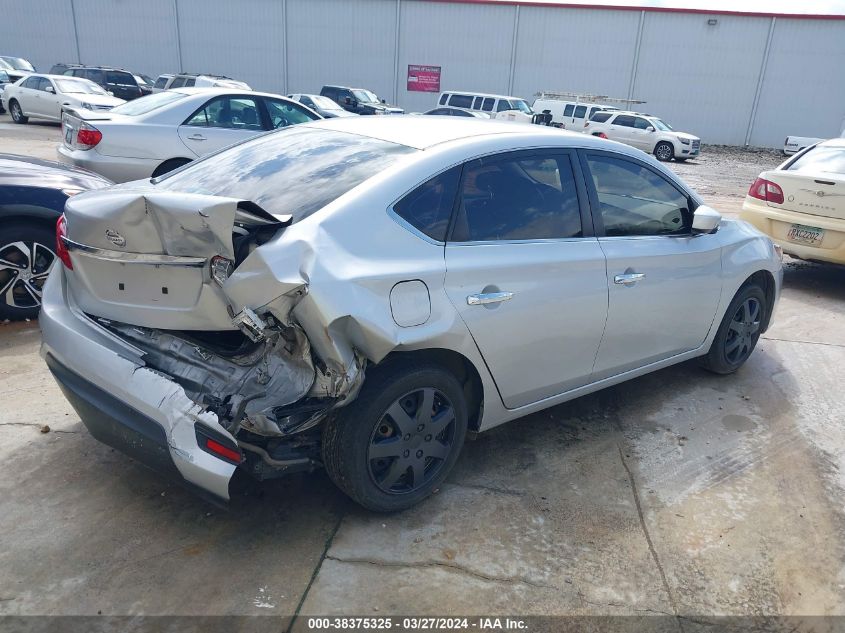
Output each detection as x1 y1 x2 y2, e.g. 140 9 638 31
656 143 673 161
11 102 22 122
724 297 761 365
367 387 456 494
0 240 56 310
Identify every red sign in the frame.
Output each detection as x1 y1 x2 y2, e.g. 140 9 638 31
407 65 441 93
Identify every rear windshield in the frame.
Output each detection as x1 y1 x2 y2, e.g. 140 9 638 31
153 127 417 222
787 145 845 175
111 91 186 116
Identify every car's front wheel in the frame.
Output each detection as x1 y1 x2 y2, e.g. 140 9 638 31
654 141 674 161
0 223 57 320
322 361 468 512
700 282 767 374
9 100 28 124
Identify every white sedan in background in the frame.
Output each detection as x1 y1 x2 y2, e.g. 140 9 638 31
3 74 124 124
57 88 322 182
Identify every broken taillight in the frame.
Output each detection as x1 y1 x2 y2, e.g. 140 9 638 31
56 215 73 270
210 255 235 286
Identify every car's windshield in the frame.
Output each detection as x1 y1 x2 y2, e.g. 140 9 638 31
650 118 673 131
787 145 845 175
2 57 34 71
154 127 417 222
511 99 533 114
55 79 107 95
0 58 12 71
110 90 186 115
0 70 9 83
311 95 341 109
352 89 379 103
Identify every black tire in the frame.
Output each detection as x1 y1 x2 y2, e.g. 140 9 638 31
152 158 192 178
700 283 767 375
0 222 58 320
322 361 468 512
654 141 674 161
9 100 28 124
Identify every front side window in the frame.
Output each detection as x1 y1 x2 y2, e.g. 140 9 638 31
452 152 582 242
439 93 449 105
786 145 845 175
394 166 460 241
264 98 319 129
563 104 574 117
573 105 587 119
495 100 512 112
154 127 417 223
633 117 652 130
154 76 169 89
352 89 379 103
169 76 187 88
586 154 691 237
36 77 52 92
185 96 263 130
448 94 473 108
86 69 104 84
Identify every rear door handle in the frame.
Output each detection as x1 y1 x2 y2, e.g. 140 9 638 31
467 291 513 305
614 273 646 286
187 134 206 141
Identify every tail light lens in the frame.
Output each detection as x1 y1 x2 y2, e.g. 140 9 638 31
56 214 73 270
748 177 784 205
76 121 102 149
598 132 608 139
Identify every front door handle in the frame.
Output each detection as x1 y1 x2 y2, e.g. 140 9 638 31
467 291 513 306
187 134 206 141
614 273 646 286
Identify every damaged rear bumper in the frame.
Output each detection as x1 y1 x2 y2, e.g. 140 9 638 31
40 267 238 501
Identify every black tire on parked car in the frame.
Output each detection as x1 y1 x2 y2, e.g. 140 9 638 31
0 223 58 320
700 282 767 375
322 361 469 512
152 158 192 178
654 141 674 161
9 100 28 124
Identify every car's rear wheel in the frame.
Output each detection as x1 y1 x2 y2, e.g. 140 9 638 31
322 362 468 512
700 282 767 374
654 141 674 161
9 100 28 124
0 223 57 320
152 158 192 178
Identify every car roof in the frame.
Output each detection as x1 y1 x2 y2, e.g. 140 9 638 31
302 115 634 152
441 91 524 100
170 87 292 99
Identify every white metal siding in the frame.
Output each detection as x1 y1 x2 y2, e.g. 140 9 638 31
0 0 78 73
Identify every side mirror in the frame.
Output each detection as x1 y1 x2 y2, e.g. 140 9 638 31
381 98 386 104
647 126 655 132
344 96 353 105
45 85 55 93
692 205 721 234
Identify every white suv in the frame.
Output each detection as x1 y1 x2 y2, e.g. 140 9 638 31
585 111 701 162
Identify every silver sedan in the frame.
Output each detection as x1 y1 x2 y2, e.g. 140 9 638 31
56 87 321 182
41 117 782 511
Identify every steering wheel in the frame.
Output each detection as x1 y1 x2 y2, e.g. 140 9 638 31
272 115 289 129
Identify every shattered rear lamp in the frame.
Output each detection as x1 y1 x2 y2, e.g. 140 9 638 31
56 214 73 270
210 255 234 286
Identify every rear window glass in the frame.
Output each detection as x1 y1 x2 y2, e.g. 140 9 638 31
154 127 417 222
787 146 845 175
111 91 187 116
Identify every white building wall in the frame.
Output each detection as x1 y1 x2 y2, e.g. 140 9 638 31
1 0 844 147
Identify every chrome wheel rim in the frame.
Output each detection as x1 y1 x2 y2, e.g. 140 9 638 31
656 143 672 160
0 241 56 309
11 102 22 122
368 388 456 494
725 297 761 364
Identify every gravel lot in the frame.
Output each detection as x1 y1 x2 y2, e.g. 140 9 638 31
1 114 843 627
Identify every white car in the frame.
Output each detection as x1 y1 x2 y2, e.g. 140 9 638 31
3 74 125 124
585 111 701 162
783 135 824 156
57 88 321 182
531 97 618 130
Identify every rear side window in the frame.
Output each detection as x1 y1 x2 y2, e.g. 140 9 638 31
170 76 187 88
448 94 473 108
613 115 635 127
590 111 612 123
563 104 574 117
439 93 449 105
585 154 691 236
184 77 196 87
574 105 587 119
86 69 104 84
154 127 417 223
452 153 582 242
154 76 169 89
394 167 460 241
21 76 39 89
472 96 483 109
481 98 494 112
786 146 845 174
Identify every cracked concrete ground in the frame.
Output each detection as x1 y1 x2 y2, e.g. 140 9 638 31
0 119 844 623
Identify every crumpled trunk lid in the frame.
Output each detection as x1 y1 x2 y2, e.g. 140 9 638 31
62 189 283 330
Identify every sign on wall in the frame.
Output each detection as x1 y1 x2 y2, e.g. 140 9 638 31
407 65 441 93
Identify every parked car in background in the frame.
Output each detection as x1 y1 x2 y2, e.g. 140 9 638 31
320 85 403 115
288 93 356 118
437 91 533 122
531 97 618 130
152 73 174 92
0 154 111 319
165 74 251 90
0 56 36 82
3 74 125 124
741 138 845 265
49 62 82 75
783 135 824 156
133 73 154 96
0 69 12 113
585 111 700 162
423 107 490 118
58 88 321 182
43 117 781 511
60 66 147 101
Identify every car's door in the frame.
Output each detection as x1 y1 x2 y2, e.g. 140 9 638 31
14 76 40 114
581 151 723 379
178 95 265 157
628 116 656 151
261 97 320 130
607 114 636 146
38 76 61 120
443 149 609 409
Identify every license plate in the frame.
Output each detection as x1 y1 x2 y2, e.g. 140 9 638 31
786 223 824 246
64 126 73 145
